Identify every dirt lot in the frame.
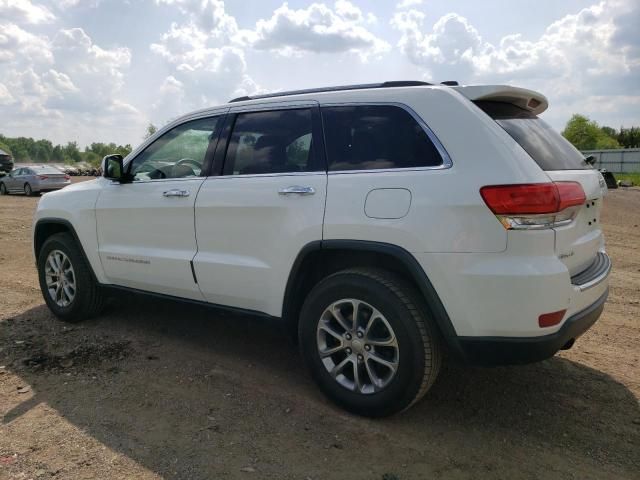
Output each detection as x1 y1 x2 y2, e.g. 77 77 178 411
1 179 639 480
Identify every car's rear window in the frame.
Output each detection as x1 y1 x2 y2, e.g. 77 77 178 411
322 105 443 171
475 101 589 171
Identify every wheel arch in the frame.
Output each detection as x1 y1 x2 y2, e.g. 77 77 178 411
282 240 463 355
34 218 98 282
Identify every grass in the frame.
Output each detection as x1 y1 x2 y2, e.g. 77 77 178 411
615 173 640 186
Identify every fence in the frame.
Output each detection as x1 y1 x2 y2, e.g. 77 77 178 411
582 149 640 173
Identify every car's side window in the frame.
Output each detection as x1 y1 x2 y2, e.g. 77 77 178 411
128 116 221 181
322 105 444 171
223 109 316 175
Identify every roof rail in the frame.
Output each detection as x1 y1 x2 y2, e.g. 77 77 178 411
228 80 432 103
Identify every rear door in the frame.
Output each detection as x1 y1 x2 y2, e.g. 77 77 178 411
476 101 606 275
193 102 327 315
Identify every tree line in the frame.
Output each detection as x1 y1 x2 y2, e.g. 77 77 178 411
562 114 640 150
0 123 160 167
0 134 132 166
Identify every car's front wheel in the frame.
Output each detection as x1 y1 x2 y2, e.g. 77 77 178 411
37 232 105 322
0 183 7 195
299 268 442 417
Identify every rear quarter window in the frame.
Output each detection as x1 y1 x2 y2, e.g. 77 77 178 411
322 105 443 171
476 101 589 171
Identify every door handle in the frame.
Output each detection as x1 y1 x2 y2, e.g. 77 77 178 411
163 189 190 197
278 185 315 196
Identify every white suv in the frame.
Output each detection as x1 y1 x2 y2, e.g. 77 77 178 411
33 81 611 416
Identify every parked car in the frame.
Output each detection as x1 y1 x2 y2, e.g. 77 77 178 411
1 165 71 196
32 81 611 416
0 148 13 174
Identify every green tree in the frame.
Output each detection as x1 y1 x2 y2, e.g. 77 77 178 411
562 114 620 150
0 141 12 156
63 141 82 163
617 127 640 148
144 123 158 139
51 145 64 162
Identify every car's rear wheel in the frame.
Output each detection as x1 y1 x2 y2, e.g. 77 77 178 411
0 183 7 195
24 183 33 196
37 232 105 322
299 268 442 417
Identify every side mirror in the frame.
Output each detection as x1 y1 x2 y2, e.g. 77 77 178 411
584 155 596 166
102 154 132 183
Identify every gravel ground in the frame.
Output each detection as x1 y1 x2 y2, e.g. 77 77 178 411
1 179 639 480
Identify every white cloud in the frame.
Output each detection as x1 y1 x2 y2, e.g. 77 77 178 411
0 22 142 145
396 0 423 9
251 1 389 57
391 1 640 102
0 83 15 105
0 22 54 64
155 0 241 39
0 0 55 24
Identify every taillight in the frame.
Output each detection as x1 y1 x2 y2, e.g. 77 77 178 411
556 182 586 211
480 182 585 230
64 174 70 180
38 175 48 180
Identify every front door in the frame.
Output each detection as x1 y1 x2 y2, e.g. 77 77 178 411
95 113 225 300
193 104 327 316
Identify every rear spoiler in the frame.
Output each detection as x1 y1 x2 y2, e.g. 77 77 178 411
451 85 548 115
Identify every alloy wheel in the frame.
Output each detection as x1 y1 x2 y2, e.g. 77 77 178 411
316 298 400 394
44 249 76 307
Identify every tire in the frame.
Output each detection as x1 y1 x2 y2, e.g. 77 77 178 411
0 183 6 195
24 183 33 196
299 268 442 417
37 232 105 322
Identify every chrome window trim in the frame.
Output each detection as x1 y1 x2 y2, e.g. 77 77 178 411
108 177 206 186
204 171 326 180
320 101 453 174
228 99 319 113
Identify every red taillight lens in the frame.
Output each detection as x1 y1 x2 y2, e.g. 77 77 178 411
38 175 48 180
538 309 566 328
480 182 586 230
64 174 70 180
480 183 560 214
556 182 586 211
480 182 585 215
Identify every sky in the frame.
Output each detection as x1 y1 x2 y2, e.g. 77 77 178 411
1 0 639 148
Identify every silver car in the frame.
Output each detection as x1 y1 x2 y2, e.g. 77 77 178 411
0 165 71 196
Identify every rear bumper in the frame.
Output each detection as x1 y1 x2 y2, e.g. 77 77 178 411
456 289 608 366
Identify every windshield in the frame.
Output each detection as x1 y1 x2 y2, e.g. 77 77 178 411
475 101 589 171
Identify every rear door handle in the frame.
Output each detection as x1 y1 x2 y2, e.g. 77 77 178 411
163 189 190 197
278 185 315 196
